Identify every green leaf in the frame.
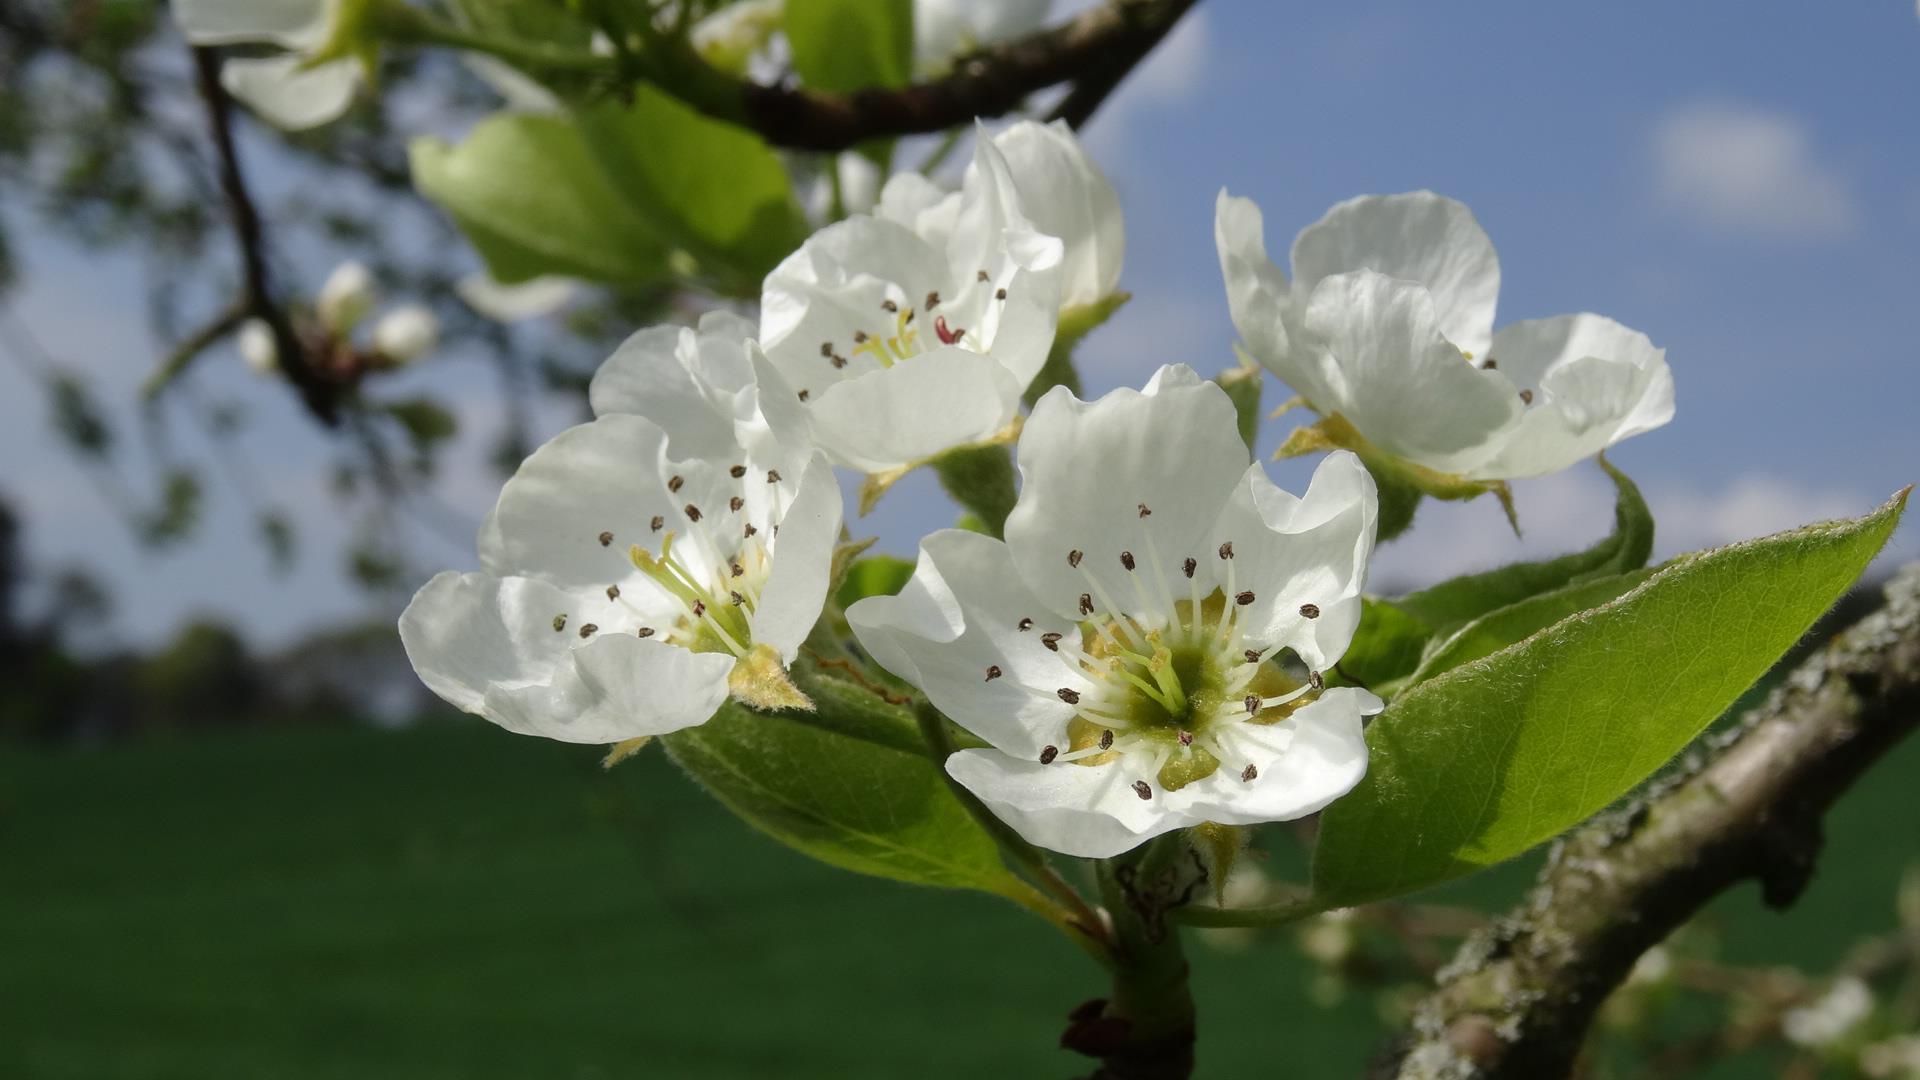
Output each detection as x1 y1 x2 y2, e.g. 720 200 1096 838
663 702 1045 902
834 554 916 609
1329 598 1431 695
1214 362 1263 455
1311 489 1908 907
410 114 670 285
786 0 913 93
577 90 810 291
1406 568 1655 685
1397 456 1653 631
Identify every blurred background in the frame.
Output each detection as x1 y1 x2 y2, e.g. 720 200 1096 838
2 1 1917 1076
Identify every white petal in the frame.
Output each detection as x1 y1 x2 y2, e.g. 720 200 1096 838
399 570 734 742
945 748 1173 859
747 454 843 662
913 0 1051 66
944 126 1065 314
803 349 1022 473
456 274 576 321
1216 191 1340 413
372 304 439 363
1299 271 1521 474
876 172 961 248
1208 452 1378 671
478 414 734 589
220 55 359 131
1466 314 1675 480
588 314 758 460
848 529 1085 758
174 0 333 48
993 120 1124 308
1181 687 1379 825
760 216 951 388
1291 191 1501 359
1005 365 1250 621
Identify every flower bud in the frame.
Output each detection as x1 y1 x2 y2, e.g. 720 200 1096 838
237 317 278 374
1782 976 1873 1049
316 261 376 333
372 304 439 363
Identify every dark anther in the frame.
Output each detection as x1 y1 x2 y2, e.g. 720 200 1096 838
1177 730 1194 747
1219 540 1235 560
744 523 758 537
882 299 898 313
1098 729 1114 750
798 389 811 401
819 342 834 357
1481 357 1498 370
925 291 940 310
1183 557 1197 578
730 464 747 478
578 623 598 638
1519 388 1534 404
995 287 1007 300
985 665 1003 681
1309 670 1325 691
1018 617 1034 631
1241 764 1258 782
1067 549 1083 568
730 562 744 577
650 515 664 532
598 530 614 547
692 600 707 617
853 330 868 344
729 496 744 512
552 614 567 632
766 469 782 484
606 584 621 600
831 353 847 368
1138 503 1152 517
1300 603 1321 619
1078 593 1094 616
1041 632 1063 651
1057 688 1081 705
1235 590 1255 606
638 627 655 638
685 504 703 522
1244 694 1261 715
976 269 990 282
1244 648 1267 663
1119 551 1136 571
1039 744 1058 764
730 591 746 606
668 475 684 493
1132 780 1153 800
903 308 915 324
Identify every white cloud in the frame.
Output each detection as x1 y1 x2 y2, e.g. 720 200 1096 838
1651 99 1858 239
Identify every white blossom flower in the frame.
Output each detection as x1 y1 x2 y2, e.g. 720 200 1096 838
1783 976 1874 1049
878 119 1124 313
914 0 1051 71
759 133 1064 473
236 317 278 374
173 0 363 131
456 274 577 322
316 261 375 334
1216 190 1674 482
849 365 1381 858
372 304 439 363
401 312 841 743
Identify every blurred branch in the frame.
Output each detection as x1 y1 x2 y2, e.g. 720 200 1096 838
1375 562 1920 1078
142 300 244 400
718 0 1199 149
186 46 339 424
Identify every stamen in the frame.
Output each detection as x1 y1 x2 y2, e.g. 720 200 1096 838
1300 603 1320 619
924 291 940 310
730 562 744 577
1138 503 1152 517
1041 632 1063 651
1078 593 1094 616
995 287 1007 300
638 627 655 638
730 591 745 606
1244 648 1267 663
830 353 847 368
578 623 598 638
819 342 833 358
976 269 989 282
685 504 702 522
1132 780 1153 800
693 600 706 617
651 515 664 532
1481 357 1498 370
1039 745 1058 764
1309 670 1325 691
1519 389 1534 404
766 469 782 484
729 496 744 512
1057 688 1081 705
1067 549 1083 568
1219 541 1235 560
1178 730 1194 747
1241 764 1258 782
668 475 684 493
552 614 567 632
1119 551 1136 572
985 665 1002 681
1099 729 1114 750
744 524 758 538
606 585 620 600
1236 590 1255 606
1244 694 1261 715
730 465 746 478
598 531 613 547
798 389 810 401
853 330 868 344
1018 617 1034 631
1183 557 1196 578
882 299 898 313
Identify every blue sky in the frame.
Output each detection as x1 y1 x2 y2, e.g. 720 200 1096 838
3 0 1917 648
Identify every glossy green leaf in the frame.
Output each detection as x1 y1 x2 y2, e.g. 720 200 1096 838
1397 456 1653 631
664 701 1044 901
1407 568 1654 685
786 0 913 93
578 90 810 291
410 114 669 284
1311 489 1907 907
834 555 917 609
1330 598 1431 694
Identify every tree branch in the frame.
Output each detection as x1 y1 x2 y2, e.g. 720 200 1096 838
727 0 1199 150
188 46 339 424
1376 562 1920 1079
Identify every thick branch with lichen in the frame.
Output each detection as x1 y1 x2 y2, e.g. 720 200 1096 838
1375 563 1920 1079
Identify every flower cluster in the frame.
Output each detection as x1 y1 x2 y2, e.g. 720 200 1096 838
402 117 1675 859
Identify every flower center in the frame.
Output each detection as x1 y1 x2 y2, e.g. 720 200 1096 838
627 531 771 657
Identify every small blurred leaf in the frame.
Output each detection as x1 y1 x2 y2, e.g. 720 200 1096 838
1311 489 1908 908
834 554 916 609
382 397 459 452
786 0 913 93
141 470 202 547
578 89 809 290
410 114 671 285
259 511 296 573
664 701 1045 904
48 370 113 458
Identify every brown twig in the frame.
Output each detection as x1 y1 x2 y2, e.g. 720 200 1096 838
1374 563 1920 1078
722 0 1200 150
188 45 338 424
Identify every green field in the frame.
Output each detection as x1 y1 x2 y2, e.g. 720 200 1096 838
2 720 1914 1078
